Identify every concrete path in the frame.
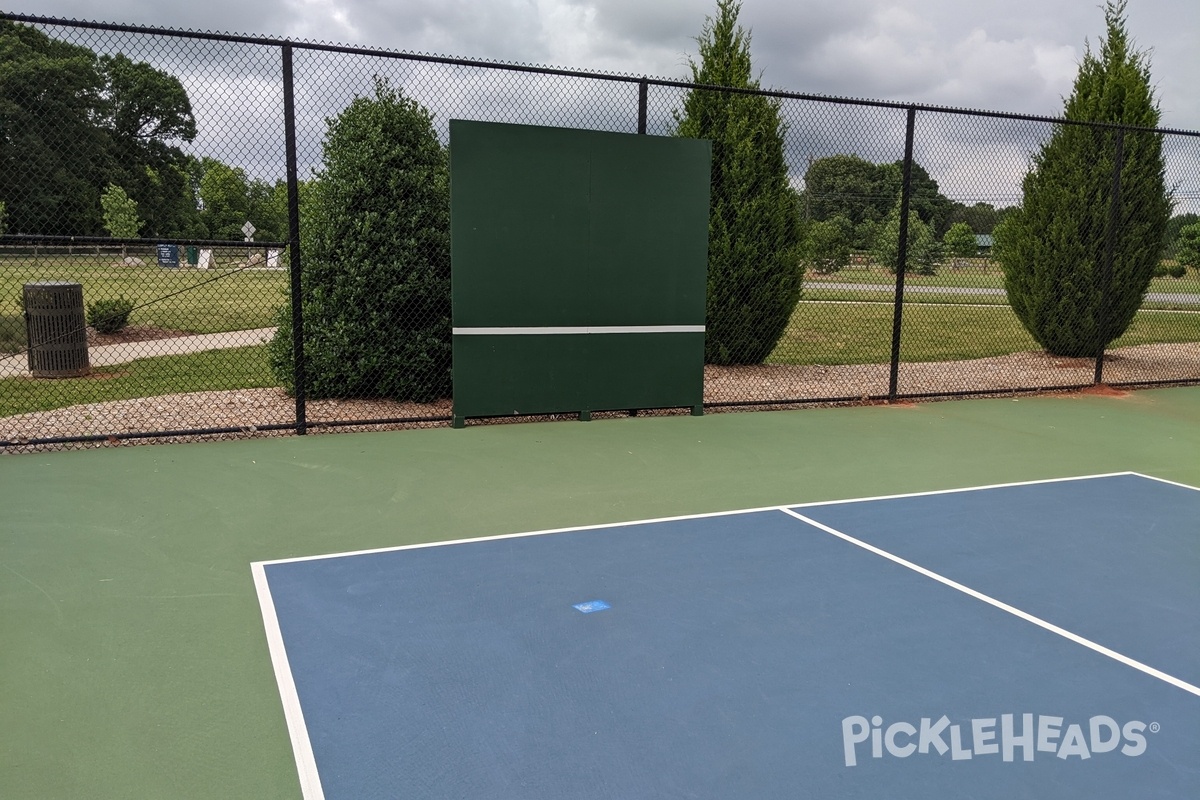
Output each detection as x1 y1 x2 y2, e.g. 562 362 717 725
812 282 1006 297
0 327 277 379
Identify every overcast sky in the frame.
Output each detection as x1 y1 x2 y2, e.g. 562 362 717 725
12 0 1200 209
21 0 1200 128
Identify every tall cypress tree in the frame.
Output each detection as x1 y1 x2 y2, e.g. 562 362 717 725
676 0 802 365
997 1 1170 357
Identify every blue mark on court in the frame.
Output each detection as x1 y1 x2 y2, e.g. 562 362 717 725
257 474 1200 800
573 599 610 613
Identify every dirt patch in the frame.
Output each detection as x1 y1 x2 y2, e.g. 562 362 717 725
1071 383 1131 398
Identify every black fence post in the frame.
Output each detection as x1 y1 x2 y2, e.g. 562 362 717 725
888 106 917 401
1094 127 1125 385
282 43 307 435
637 78 648 134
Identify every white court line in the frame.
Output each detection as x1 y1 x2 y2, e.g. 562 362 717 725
252 502 790 567
779 506 1200 699
250 470 1200 795
251 564 326 800
253 471 1147 568
452 325 704 335
787 470 1139 510
1129 471 1200 493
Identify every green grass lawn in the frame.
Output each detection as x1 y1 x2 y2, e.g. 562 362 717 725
806 261 1008 289
3 304 1197 419
0 346 276 418
806 262 1200 309
769 301 1200 366
808 261 1200 292
2 254 1198 421
1 258 287 352
804 286 1012 306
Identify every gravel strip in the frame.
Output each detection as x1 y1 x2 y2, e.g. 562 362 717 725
2 342 1196 451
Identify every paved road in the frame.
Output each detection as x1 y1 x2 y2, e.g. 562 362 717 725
0 327 277 379
810 282 1200 304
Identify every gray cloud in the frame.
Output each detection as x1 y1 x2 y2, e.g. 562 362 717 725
10 0 1199 209
25 0 1197 127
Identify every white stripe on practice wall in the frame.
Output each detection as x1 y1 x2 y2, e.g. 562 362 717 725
452 325 705 335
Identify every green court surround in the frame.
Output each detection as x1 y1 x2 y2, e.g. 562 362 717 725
2 386 1199 799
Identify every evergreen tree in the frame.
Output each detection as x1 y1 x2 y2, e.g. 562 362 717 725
997 1 1170 357
269 78 451 401
676 0 803 364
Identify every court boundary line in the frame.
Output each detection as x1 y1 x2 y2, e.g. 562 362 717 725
1130 471 1200 493
250 470 1200 798
779 506 1200 699
785 470 1142 509
251 564 326 800
251 471 1144 568
253 502 796 566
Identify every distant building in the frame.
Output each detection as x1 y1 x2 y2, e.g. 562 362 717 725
975 234 994 255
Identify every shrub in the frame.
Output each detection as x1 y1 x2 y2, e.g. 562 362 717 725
87 297 134 333
269 78 451 401
1151 263 1187 278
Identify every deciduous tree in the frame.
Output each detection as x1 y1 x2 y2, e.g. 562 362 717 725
1176 222 1200 271
0 21 112 234
801 217 852 274
873 195 942 276
100 184 142 257
944 222 978 265
198 159 251 240
0 23 202 236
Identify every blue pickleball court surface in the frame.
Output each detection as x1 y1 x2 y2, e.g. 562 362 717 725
253 473 1200 799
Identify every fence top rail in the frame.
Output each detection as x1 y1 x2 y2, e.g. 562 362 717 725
4 11 1200 139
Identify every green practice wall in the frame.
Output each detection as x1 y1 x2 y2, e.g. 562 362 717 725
450 120 711 422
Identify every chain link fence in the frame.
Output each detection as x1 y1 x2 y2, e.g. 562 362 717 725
3 13 1199 450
